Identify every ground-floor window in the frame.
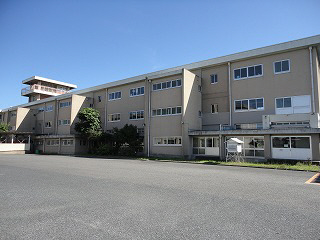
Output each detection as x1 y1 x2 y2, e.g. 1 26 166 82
46 139 59 146
153 136 182 146
61 139 74 146
226 136 264 158
272 136 310 149
193 137 219 155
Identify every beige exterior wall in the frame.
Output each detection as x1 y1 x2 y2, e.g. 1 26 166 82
149 74 183 156
106 80 146 131
230 48 312 125
16 107 36 132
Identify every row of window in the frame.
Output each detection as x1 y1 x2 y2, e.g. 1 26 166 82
108 87 145 101
58 119 70 125
235 98 264 112
153 136 182 146
211 59 290 84
152 106 182 116
129 110 144 120
59 102 71 108
152 79 182 91
46 139 74 146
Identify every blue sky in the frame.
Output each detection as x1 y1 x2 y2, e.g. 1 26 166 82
0 0 319 109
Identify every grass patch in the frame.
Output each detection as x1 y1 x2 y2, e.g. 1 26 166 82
191 160 320 172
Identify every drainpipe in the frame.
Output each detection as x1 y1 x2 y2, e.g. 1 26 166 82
104 89 108 131
309 46 316 113
147 77 151 157
228 62 232 126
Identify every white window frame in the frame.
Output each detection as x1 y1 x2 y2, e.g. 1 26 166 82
275 96 292 109
151 106 182 117
108 91 122 101
46 139 60 146
152 79 182 92
210 74 218 84
45 121 52 128
45 105 53 112
58 119 70 126
211 104 218 114
59 102 71 108
61 139 74 146
273 59 290 74
108 113 121 122
234 64 263 80
129 110 144 120
153 136 182 146
130 86 145 97
271 136 311 149
234 98 264 112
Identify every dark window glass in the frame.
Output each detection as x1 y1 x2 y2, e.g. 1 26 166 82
152 84 157 91
162 82 167 89
291 137 310 148
282 60 289 72
234 69 241 79
206 138 213 147
172 80 177 87
274 62 281 73
157 83 161 90
235 100 242 110
283 97 291 107
272 137 290 148
98 96 102 102
240 68 247 78
162 109 167 115
141 87 144 94
177 106 182 114
242 100 248 110
257 98 264 109
166 81 171 88
276 98 284 108
248 66 255 77
172 107 176 114
249 99 257 109
211 74 218 83
255 65 262 75
177 79 182 86
156 109 161 115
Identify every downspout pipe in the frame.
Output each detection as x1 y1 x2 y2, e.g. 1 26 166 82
228 62 232 127
147 77 151 157
309 46 316 113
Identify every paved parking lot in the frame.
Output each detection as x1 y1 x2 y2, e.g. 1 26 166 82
0 154 319 239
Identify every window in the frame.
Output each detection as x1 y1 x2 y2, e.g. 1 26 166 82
45 105 53 112
58 119 70 125
130 86 145 97
210 74 218 84
211 104 218 114
235 123 263 130
11 112 16 117
274 59 290 74
153 136 182 146
61 139 74 146
46 139 59 146
38 107 45 112
45 121 52 128
129 110 144 120
276 97 291 109
98 96 102 102
275 95 311 114
108 113 120 122
234 64 263 80
198 111 202 117
235 98 264 112
272 136 310 149
226 136 264 158
193 137 220 155
152 79 182 91
152 106 182 116
108 91 121 101
59 102 71 108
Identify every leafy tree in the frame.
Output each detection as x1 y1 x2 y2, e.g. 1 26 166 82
0 123 9 133
113 124 143 155
75 108 102 141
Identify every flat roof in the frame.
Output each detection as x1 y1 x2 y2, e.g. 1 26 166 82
2 34 320 112
22 76 77 89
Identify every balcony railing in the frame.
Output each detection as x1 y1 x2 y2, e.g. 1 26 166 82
21 84 69 95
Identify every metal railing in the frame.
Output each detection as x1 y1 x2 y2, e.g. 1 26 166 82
21 84 69 95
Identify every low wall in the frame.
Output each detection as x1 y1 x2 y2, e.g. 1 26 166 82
0 143 30 152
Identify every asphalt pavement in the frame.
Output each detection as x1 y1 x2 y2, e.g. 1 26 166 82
0 154 319 239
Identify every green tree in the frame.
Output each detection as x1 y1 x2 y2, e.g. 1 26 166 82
0 123 9 132
75 108 102 142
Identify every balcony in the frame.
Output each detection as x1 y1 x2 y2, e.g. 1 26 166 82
21 84 69 96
